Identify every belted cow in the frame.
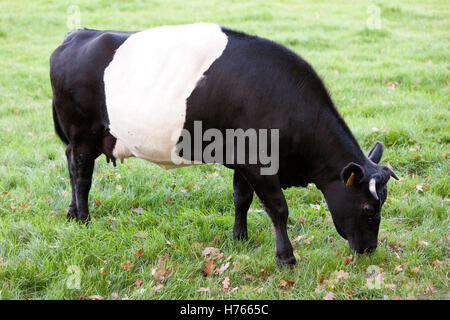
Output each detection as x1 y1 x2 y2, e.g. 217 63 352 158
50 23 398 265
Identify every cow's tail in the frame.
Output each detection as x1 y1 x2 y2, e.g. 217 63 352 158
52 100 69 145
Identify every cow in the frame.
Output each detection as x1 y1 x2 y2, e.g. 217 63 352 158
50 23 398 265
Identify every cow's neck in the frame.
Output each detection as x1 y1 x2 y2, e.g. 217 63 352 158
307 107 367 190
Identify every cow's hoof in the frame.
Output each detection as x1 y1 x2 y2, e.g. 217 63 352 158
233 230 248 241
67 207 77 220
277 256 297 267
77 215 90 226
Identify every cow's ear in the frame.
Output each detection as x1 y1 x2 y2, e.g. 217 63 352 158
341 162 365 186
368 142 384 164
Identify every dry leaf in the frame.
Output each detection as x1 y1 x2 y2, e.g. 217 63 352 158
88 295 104 300
110 292 119 299
410 266 421 273
215 262 230 275
135 278 143 288
197 287 210 293
201 247 219 257
333 270 349 280
323 292 334 300
344 255 353 264
121 261 134 270
203 259 215 277
385 284 396 290
394 265 403 273
134 248 144 256
222 277 230 291
131 207 143 214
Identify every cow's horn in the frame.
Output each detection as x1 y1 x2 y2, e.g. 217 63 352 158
369 178 379 200
388 167 399 180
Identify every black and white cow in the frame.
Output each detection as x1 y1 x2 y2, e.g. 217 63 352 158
50 23 398 265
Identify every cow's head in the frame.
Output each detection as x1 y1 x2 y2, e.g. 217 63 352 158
323 142 398 253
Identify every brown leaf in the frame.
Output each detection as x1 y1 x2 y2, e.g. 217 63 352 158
197 287 210 293
88 295 104 300
344 255 353 264
394 265 403 273
203 259 215 277
222 277 230 291
134 248 144 257
135 278 143 288
410 266 421 273
121 261 134 270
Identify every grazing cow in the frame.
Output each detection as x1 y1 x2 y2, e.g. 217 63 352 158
50 23 398 265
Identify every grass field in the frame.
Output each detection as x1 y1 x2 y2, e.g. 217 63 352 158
0 0 448 300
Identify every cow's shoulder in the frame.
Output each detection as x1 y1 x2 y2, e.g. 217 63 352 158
50 29 134 86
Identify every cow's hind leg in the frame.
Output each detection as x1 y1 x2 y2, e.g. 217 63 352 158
232 170 254 240
236 166 295 266
65 144 77 220
70 144 100 224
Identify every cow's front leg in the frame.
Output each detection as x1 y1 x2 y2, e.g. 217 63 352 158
65 144 77 220
71 147 98 224
232 170 254 240
237 167 295 266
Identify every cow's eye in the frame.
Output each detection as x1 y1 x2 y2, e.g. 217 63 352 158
362 204 375 216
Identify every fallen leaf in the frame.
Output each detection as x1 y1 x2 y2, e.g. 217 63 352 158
131 207 143 214
121 261 134 270
153 284 164 292
201 247 219 257
197 287 210 293
135 278 143 288
222 277 230 291
333 270 349 280
110 292 119 299
394 265 403 273
134 248 144 257
203 259 215 277
344 255 353 264
410 266 420 273
215 262 230 275
88 295 104 300
323 292 334 300
385 284 396 290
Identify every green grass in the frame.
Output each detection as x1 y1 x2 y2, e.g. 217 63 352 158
0 0 448 300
